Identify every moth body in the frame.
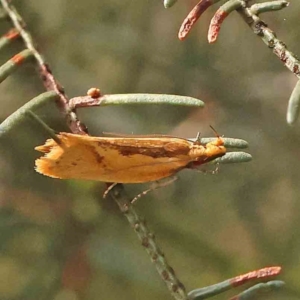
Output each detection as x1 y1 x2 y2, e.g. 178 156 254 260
35 133 226 183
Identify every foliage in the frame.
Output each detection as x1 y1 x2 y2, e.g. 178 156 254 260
0 1 299 300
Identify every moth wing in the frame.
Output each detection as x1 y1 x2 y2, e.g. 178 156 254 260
35 133 193 183
99 154 192 183
35 133 106 179
102 132 183 139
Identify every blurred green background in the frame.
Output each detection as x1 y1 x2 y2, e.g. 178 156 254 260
0 0 300 299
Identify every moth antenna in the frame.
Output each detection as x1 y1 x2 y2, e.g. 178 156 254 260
27 110 62 146
209 125 220 138
131 176 178 204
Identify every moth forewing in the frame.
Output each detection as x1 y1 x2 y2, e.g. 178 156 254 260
35 133 226 183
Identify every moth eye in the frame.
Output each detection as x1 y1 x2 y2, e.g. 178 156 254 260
216 138 224 146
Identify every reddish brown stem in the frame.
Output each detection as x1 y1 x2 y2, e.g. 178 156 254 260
230 266 281 287
208 9 228 43
0 0 88 135
178 0 215 40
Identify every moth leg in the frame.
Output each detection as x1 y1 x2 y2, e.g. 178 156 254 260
208 163 220 175
131 176 178 204
103 182 118 199
189 162 220 175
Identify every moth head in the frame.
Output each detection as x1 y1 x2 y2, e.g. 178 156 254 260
189 135 226 166
204 125 226 159
204 137 226 159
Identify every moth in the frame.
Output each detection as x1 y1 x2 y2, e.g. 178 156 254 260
35 132 226 183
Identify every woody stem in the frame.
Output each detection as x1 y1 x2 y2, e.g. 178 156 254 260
237 0 300 78
109 184 188 300
0 3 188 300
0 0 88 134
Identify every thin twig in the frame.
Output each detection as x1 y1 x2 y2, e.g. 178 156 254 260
188 266 282 300
237 0 300 78
0 2 190 299
108 184 188 300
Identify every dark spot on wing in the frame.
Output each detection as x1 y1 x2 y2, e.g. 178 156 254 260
92 147 104 163
119 147 167 158
118 143 190 158
96 139 190 158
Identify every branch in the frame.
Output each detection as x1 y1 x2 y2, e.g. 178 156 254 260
176 0 300 124
0 2 255 300
188 266 282 300
236 1 300 78
0 2 193 299
0 0 87 134
107 184 188 300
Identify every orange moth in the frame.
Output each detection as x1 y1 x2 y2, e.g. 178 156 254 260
35 132 226 183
